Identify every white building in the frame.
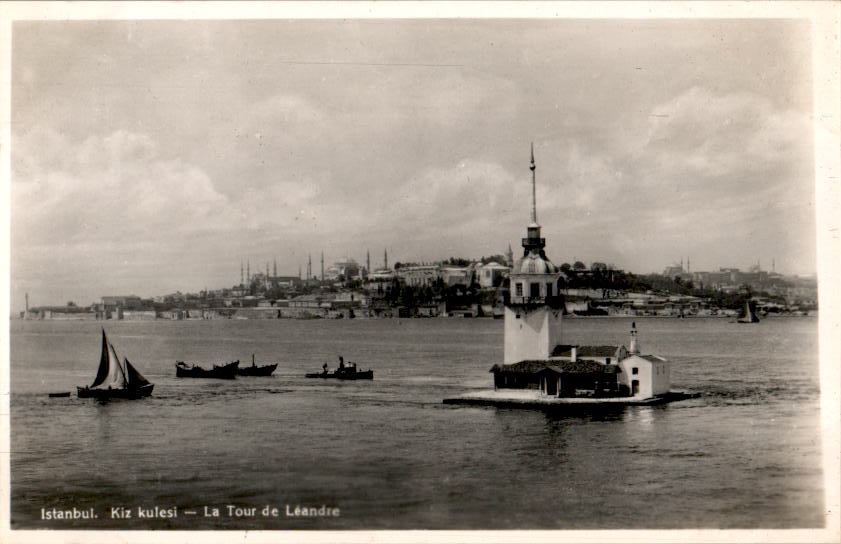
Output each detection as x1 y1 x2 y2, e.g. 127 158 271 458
477 262 509 288
440 265 474 287
398 265 441 288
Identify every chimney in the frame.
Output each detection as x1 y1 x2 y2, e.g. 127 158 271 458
571 346 577 362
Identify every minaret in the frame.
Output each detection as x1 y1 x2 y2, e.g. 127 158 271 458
366 250 371 274
298 264 302 280
687 257 691 273
273 259 277 278
241 260 244 287
266 262 270 288
629 321 640 355
506 243 513 267
384 248 389 270
503 143 564 365
247 260 250 283
321 251 325 281
307 254 312 281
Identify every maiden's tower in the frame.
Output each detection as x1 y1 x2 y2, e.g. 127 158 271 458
444 145 694 407
503 144 565 366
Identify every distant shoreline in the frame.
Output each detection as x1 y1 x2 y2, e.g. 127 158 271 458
11 313 817 322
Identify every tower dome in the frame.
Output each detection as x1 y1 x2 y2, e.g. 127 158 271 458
513 251 558 275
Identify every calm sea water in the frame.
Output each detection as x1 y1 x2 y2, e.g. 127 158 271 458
9 317 823 529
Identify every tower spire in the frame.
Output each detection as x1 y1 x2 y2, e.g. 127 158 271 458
530 142 537 225
522 143 545 255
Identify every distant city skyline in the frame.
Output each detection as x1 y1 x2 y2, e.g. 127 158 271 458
10 15 819 309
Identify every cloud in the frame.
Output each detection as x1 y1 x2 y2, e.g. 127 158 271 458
641 86 812 183
12 127 235 249
385 159 521 231
9 20 818 308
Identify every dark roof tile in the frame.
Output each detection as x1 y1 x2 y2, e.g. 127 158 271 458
551 344 622 357
493 359 617 374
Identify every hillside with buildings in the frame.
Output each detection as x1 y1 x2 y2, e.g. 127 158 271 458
19 254 818 322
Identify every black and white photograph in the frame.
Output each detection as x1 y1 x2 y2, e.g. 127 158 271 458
2 2 839 542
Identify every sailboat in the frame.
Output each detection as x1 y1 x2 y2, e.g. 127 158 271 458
737 300 760 323
77 329 154 399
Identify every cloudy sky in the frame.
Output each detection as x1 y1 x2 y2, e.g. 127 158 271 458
10 16 816 309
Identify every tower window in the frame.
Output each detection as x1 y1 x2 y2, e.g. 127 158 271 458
515 282 523 297
632 367 639 375
530 283 540 298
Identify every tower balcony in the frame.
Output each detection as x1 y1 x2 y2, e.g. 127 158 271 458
522 237 545 247
507 294 565 310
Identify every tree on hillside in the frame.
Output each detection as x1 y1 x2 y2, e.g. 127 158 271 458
480 254 508 266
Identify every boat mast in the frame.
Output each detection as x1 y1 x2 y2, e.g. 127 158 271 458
109 342 128 386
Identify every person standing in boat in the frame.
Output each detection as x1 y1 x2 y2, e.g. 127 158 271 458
322 362 328 374
338 356 345 371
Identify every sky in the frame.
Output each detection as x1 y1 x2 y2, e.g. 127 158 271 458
9 17 817 309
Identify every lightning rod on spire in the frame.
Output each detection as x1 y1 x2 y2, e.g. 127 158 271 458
530 142 537 225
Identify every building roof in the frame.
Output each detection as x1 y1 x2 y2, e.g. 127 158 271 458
491 359 618 374
638 354 667 363
551 345 622 357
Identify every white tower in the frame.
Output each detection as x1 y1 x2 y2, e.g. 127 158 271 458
503 144 564 364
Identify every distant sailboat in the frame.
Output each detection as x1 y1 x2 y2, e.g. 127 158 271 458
77 329 154 399
737 300 760 323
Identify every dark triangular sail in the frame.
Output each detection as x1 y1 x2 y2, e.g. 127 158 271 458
124 358 150 387
90 329 111 388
